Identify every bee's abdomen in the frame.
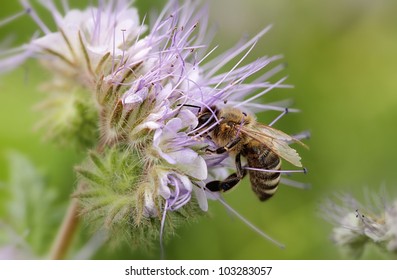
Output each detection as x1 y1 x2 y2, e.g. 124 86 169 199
245 147 281 201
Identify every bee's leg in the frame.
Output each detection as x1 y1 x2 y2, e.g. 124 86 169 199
206 136 241 154
206 152 247 192
206 174 240 192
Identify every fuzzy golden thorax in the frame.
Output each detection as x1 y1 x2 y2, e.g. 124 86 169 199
211 107 255 152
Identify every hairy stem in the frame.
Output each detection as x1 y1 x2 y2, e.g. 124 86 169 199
49 136 107 259
49 195 80 259
49 112 110 259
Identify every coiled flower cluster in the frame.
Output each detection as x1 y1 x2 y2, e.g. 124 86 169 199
1 0 303 252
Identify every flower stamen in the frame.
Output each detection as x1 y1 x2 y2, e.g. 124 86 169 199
244 167 308 174
280 177 311 189
216 196 285 249
0 8 30 27
237 76 288 107
203 25 272 77
269 108 289 127
20 0 51 34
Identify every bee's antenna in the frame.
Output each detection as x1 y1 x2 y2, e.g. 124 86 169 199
269 107 289 127
176 103 202 113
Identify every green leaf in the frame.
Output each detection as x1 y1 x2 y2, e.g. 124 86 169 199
1 152 60 255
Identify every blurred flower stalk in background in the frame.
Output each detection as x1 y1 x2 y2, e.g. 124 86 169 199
0 0 305 259
322 191 397 259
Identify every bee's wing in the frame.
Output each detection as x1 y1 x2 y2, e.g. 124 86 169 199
240 124 303 167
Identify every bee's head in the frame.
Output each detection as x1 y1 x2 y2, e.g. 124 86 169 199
196 106 219 130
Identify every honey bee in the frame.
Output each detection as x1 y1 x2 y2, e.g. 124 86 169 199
197 106 304 201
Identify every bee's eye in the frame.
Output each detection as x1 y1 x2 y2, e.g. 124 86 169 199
242 112 247 117
197 113 213 128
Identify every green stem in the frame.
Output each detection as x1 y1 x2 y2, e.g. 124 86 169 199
49 195 80 259
49 121 108 259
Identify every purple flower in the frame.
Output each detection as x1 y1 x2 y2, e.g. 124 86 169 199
1 0 305 251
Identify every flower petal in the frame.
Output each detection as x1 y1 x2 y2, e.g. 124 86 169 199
193 183 208 212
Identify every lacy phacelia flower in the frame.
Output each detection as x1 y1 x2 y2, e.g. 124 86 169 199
2 0 148 148
1 0 304 250
322 192 397 258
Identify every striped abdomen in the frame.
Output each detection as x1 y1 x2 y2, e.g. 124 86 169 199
243 145 281 201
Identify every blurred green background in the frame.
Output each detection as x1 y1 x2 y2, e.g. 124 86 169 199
1 0 397 259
